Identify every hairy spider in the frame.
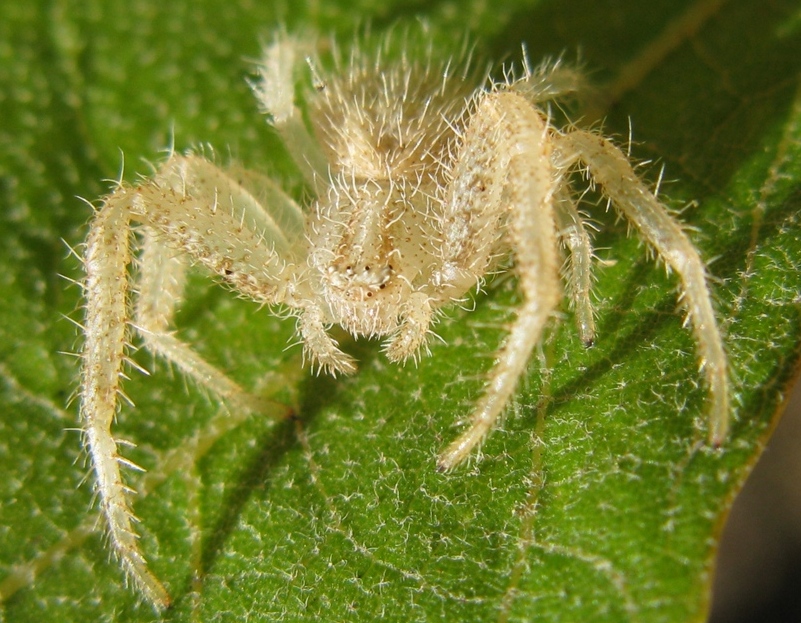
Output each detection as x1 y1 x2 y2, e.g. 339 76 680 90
80 30 730 608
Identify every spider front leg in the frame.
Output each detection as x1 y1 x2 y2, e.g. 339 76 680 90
556 129 730 443
81 190 172 608
82 153 304 609
436 92 561 471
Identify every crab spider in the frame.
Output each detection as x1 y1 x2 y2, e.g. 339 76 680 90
80 30 729 608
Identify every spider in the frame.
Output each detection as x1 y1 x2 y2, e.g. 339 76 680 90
80 30 730 609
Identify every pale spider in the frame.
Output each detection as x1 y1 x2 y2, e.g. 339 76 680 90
80 30 730 608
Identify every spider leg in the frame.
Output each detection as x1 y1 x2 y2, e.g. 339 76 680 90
557 129 730 444
143 155 356 379
132 155 308 413
251 31 329 191
133 228 278 414
437 92 561 471
555 187 597 346
511 55 589 106
81 190 172 609
138 154 299 299
81 154 305 609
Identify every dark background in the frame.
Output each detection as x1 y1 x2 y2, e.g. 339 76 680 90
712 378 801 623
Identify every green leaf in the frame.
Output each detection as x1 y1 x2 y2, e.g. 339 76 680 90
1 0 800 621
